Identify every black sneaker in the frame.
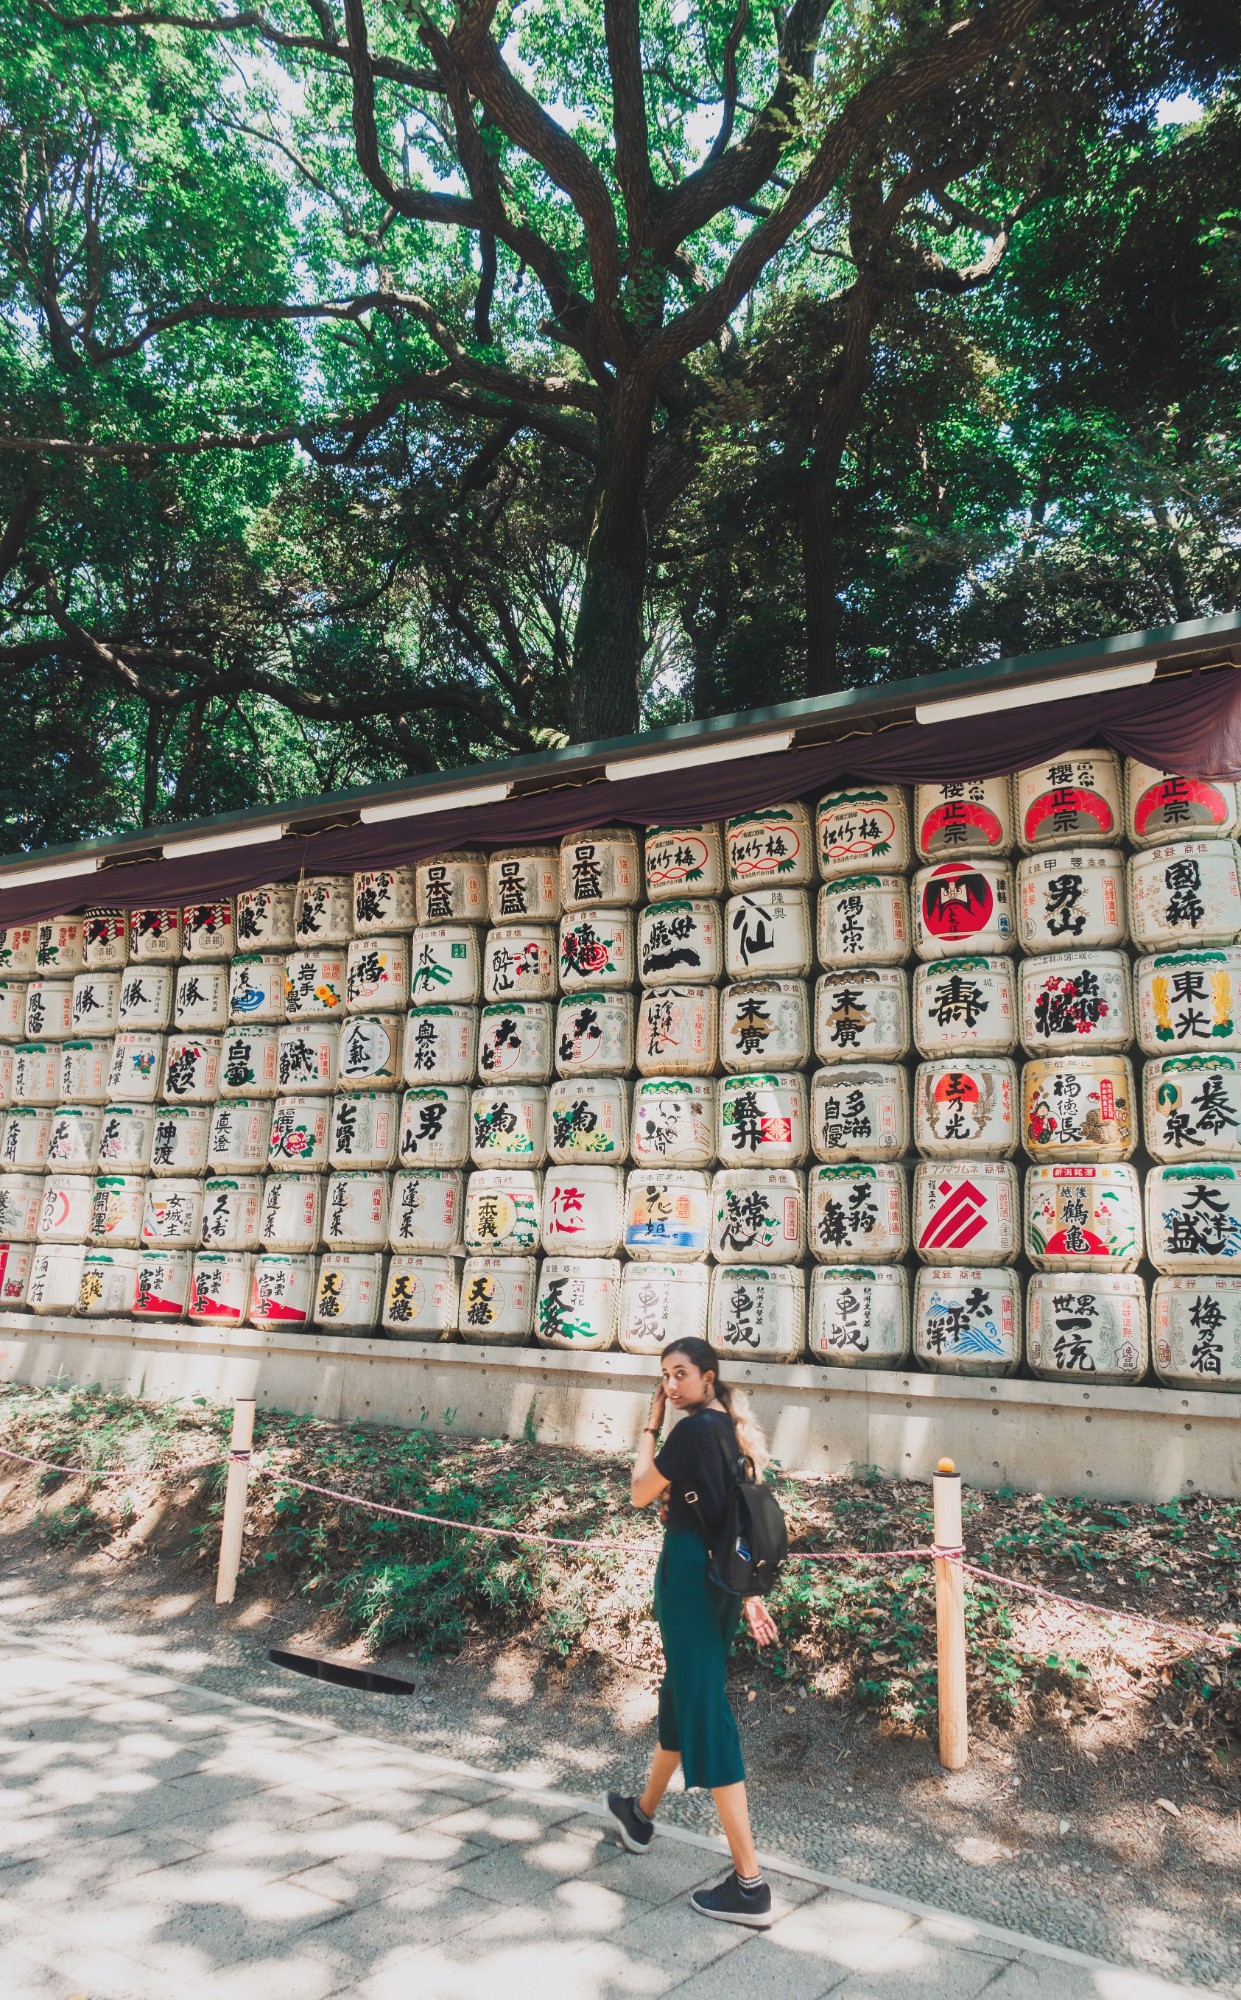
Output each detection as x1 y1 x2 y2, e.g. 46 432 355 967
605 1792 654 1853
690 1871 773 1928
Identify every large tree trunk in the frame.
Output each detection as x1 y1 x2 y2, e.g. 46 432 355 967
802 277 880 699
570 373 656 740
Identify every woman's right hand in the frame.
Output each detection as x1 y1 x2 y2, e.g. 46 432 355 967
648 1383 666 1433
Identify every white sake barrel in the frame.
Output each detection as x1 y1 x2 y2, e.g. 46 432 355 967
548 1075 630 1165
294 876 352 946
381 1254 459 1339
0 1108 50 1170
477 1001 552 1083
817 876 909 970
488 847 560 924
808 1162 908 1263
284 949 346 1019
83 911 128 971
1023 1055 1136 1162
1015 751 1123 851
337 1014 401 1091
220 1026 280 1098
912 860 1015 961
117 964 174 1031
0 927 38 976
173 963 229 1033
108 1031 165 1103
228 955 285 1026
148 1105 211 1175
250 1252 316 1331
13 1044 59 1106
0 981 27 1041
458 1255 536 1344
47 1106 101 1170
25 980 73 1042
398 1085 471 1168
535 1258 620 1350
71 971 121 1035
35 917 85 975
188 1251 253 1326
810 1064 908 1163
133 1248 191 1318
0 1046 13 1112
540 1164 623 1256
482 925 556 1004
201 1176 263 1251
915 779 1012 861
1145 1054 1241 1163
725 804 814 890
631 1076 714 1167
469 1083 547 1167
1130 840 1241 950
814 969 908 1065
0 1174 44 1240
1017 848 1126 953
78 1246 139 1317
141 1178 204 1248
645 824 724 902
914 1160 1020 1266
388 1170 463 1254
235 883 297 951
719 1071 808 1168
914 1057 1018 1160
709 1264 805 1361
636 986 716 1078
346 936 409 1013
0 1242 30 1309
27 1243 86 1315
559 908 635 992
356 865 418 933
1146 1163 1241 1273
1135 948 1241 1057
710 1168 804 1264
259 1173 323 1252
96 1104 155 1174
817 784 911 879
560 827 642 911
314 1250 383 1331
182 901 235 962
128 907 181 963
913 1265 1021 1376
619 1261 710 1353
404 1004 478 1085
161 1033 220 1103
329 1091 398 1171
412 854 483 928
913 956 1016 1059
623 1168 711 1261
465 1168 542 1255
60 1039 112 1106
1020 951 1132 1056
554 991 634 1076
1027 1271 1148 1384
637 900 721 988
277 1021 339 1094
724 888 813 980
1024 1160 1136 1264
207 1098 271 1174
267 1095 331 1172
1127 761 1240 848
717 979 807 1074
809 1265 909 1369
1153 1274 1241 1390
38 1173 95 1244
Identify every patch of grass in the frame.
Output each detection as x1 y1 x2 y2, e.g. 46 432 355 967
35 1499 100 1548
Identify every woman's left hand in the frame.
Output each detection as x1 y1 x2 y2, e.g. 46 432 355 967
743 1597 778 1647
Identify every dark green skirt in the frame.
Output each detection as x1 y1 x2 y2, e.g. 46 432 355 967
653 1528 745 1791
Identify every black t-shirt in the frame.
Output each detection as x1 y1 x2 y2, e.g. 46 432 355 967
655 1408 741 1543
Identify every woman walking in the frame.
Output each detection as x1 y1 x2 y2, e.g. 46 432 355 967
606 1336 778 1927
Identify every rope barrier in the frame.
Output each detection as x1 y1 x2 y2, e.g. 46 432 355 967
961 1559 1237 1655
0 1442 223 1481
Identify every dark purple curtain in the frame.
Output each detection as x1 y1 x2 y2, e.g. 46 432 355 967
4 666 1238 925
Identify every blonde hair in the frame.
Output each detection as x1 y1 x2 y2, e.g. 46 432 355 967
663 1338 770 1477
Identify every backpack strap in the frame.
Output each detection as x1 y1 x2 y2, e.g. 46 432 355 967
681 1415 742 1558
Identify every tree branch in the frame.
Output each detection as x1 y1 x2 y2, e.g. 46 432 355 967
0 464 47 585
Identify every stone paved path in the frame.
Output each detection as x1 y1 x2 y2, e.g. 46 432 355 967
0 1633 1217 2000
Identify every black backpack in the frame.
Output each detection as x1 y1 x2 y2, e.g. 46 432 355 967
685 1422 789 1599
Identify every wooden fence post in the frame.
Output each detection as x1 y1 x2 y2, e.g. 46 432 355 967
215 1398 256 1607
933 1456 968 1771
